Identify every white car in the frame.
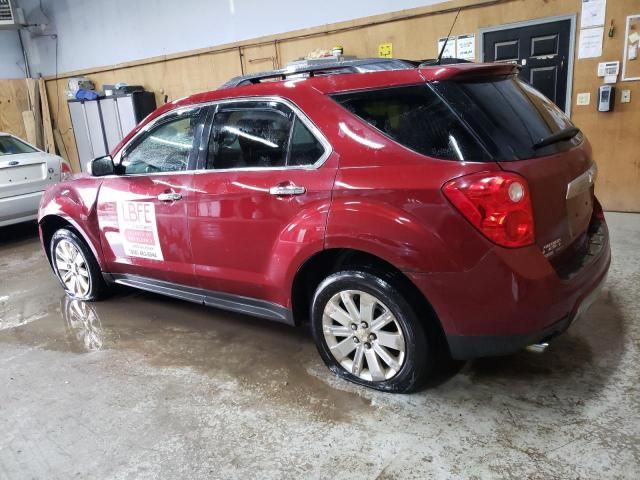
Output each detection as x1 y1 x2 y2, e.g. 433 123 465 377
0 132 71 227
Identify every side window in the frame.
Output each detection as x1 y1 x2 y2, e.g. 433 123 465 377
288 117 325 166
207 107 292 170
205 101 326 170
333 85 491 162
122 115 198 175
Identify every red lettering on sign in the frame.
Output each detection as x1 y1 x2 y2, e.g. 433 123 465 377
124 229 155 245
126 203 138 222
143 203 152 224
122 202 153 224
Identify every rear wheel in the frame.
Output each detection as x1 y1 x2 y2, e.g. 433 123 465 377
311 270 432 393
50 228 108 301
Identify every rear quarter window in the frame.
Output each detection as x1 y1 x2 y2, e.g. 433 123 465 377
332 85 491 162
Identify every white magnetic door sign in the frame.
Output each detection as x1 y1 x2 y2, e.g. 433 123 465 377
117 201 164 261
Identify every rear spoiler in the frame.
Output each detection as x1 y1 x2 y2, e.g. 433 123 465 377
420 63 520 82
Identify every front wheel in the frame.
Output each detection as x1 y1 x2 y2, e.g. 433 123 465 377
50 228 108 301
311 271 432 393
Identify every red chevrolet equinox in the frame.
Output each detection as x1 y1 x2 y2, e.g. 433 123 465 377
39 63 610 392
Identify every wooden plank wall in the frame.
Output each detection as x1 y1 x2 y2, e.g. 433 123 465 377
42 0 640 211
571 0 640 214
0 79 29 139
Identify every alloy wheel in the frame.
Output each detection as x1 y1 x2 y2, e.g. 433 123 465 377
322 290 406 382
55 239 91 298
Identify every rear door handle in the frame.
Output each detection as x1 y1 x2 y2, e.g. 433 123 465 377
269 185 306 196
157 192 182 202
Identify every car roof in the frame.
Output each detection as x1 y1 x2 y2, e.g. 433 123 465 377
114 62 518 155
167 62 517 109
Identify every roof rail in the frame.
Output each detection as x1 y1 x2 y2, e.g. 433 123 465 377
218 58 416 89
218 57 474 90
248 64 360 84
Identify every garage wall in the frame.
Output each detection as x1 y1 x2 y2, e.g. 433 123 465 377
0 31 26 79
43 0 640 212
18 0 449 77
0 80 29 138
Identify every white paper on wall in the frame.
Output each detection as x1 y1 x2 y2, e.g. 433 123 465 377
581 0 607 29
578 27 604 59
437 37 456 58
456 34 476 61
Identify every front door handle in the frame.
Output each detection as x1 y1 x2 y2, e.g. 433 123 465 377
157 192 182 202
269 185 306 196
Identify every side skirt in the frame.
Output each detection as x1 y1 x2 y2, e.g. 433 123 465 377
107 273 294 326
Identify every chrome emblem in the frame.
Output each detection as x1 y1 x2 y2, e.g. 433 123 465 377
566 164 598 200
543 238 563 257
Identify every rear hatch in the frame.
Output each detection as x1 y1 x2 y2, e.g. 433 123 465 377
0 136 58 200
432 75 594 258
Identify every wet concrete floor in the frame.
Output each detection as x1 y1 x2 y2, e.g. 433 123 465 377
0 214 638 479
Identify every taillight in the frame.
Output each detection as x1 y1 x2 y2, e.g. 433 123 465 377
593 197 605 222
60 160 73 180
443 171 535 248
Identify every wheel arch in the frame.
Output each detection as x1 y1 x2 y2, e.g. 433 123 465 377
39 214 106 270
291 248 447 348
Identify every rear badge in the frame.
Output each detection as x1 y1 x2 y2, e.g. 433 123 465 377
543 238 563 257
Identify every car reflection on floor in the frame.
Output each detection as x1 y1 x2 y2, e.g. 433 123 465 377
62 296 104 352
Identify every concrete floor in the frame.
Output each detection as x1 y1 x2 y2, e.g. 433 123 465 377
0 214 638 480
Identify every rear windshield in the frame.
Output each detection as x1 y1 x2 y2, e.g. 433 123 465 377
332 77 582 162
0 136 37 156
432 77 583 160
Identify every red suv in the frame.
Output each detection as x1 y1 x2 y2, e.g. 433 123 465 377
39 63 610 393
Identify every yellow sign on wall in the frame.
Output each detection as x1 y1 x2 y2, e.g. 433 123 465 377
378 43 393 58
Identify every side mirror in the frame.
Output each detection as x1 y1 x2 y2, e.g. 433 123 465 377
88 155 115 177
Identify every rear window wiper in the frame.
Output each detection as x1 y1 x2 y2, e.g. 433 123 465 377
533 127 581 150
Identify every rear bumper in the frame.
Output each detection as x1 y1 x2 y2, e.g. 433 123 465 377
408 220 611 360
0 191 43 227
444 266 607 359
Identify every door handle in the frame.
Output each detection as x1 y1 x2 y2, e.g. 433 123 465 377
269 185 306 196
157 192 182 202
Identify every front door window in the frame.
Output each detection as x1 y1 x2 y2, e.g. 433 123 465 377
121 115 198 174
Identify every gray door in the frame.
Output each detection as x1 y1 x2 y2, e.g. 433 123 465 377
483 19 572 112
68 101 93 171
84 101 108 159
116 96 138 138
99 97 124 152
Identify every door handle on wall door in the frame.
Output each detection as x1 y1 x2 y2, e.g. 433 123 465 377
269 185 306 196
157 192 182 202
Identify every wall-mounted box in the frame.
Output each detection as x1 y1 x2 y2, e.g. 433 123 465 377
577 92 591 106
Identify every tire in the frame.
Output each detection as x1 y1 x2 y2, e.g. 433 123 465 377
311 270 433 393
49 228 108 301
